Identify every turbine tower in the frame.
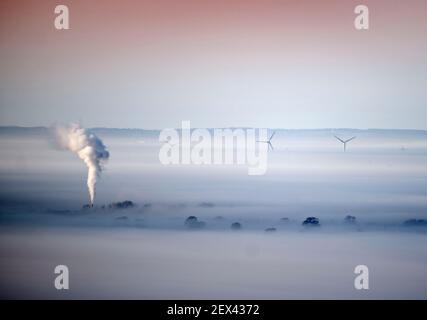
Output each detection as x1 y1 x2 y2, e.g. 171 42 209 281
257 131 275 151
334 135 356 152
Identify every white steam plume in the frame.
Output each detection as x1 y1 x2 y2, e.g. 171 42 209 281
53 124 110 205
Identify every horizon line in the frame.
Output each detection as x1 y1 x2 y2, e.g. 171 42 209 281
1 125 427 132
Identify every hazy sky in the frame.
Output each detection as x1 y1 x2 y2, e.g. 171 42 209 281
0 0 426 129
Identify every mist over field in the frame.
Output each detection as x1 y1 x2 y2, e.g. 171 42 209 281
0 127 427 299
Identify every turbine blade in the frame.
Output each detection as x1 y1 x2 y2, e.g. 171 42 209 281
334 135 345 144
269 142 274 150
269 131 276 142
345 136 356 143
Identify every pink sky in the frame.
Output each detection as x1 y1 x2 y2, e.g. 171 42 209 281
1 0 426 128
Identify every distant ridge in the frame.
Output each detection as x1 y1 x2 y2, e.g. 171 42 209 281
0 126 427 138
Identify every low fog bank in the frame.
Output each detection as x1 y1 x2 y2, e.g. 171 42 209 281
1 227 426 299
1 198 427 234
1 128 427 298
0 128 426 233
1 129 426 225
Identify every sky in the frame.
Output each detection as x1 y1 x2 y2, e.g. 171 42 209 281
0 0 426 129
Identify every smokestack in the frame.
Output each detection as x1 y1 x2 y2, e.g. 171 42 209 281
53 123 110 205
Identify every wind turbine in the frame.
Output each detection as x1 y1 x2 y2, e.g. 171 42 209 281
257 131 275 151
334 135 356 152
